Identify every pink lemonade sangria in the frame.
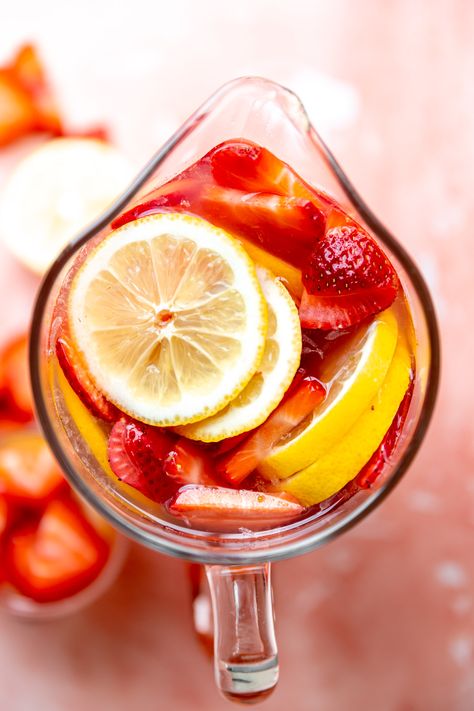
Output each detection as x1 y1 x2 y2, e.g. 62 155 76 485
47 138 416 533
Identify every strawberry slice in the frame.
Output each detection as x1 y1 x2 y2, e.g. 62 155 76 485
56 331 119 422
0 70 37 146
10 44 62 135
163 439 221 487
300 225 399 330
169 485 304 532
0 432 67 507
218 377 326 485
356 380 414 489
210 139 330 207
0 334 34 423
5 497 109 603
108 418 178 503
113 184 324 268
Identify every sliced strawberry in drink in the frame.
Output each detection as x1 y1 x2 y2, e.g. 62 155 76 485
300 225 399 330
356 380 414 489
218 377 326 485
0 432 67 507
210 139 327 204
169 485 304 532
0 335 34 423
5 498 109 603
56 331 120 422
114 184 325 268
108 418 178 503
163 439 221 487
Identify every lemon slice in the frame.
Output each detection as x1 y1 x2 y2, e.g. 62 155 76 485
177 267 302 442
280 337 412 504
69 212 267 427
259 306 399 479
0 137 133 274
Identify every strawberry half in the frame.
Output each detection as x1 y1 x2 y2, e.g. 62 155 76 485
218 377 326 485
300 225 399 330
56 331 119 422
169 485 304 532
0 335 34 423
5 497 109 603
108 418 178 503
163 439 221 487
0 432 67 508
356 380 414 489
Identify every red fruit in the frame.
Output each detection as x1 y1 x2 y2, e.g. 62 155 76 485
0 71 37 146
113 184 324 268
5 498 109 603
169 485 304 532
0 432 67 507
108 418 178 503
56 331 119 422
10 44 62 135
163 439 220 487
218 377 326 485
210 140 332 210
0 334 34 423
300 225 399 330
0 496 10 537
356 380 414 489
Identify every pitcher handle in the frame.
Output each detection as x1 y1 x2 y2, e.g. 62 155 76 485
203 562 279 703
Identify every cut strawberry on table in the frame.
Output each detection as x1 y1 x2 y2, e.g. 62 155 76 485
169 485 304 532
56 331 119 423
0 71 37 147
356 380 414 489
108 418 178 503
5 497 109 603
0 44 62 148
218 377 326 485
0 432 67 507
300 225 399 330
10 44 62 135
164 439 221 487
0 334 34 423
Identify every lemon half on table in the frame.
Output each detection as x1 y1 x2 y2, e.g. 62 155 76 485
0 137 133 274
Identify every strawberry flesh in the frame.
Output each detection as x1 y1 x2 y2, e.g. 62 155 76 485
0 433 67 507
5 497 109 603
300 225 399 330
108 418 178 503
56 331 119 422
356 380 414 489
218 377 326 485
163 439 221 487
0 335 34 423
169 485 304 532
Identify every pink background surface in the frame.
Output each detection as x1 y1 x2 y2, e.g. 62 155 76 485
0 1 472 708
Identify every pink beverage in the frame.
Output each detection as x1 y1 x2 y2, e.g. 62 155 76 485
50 138 415 532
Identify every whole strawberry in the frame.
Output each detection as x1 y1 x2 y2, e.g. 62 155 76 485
300 225 399 330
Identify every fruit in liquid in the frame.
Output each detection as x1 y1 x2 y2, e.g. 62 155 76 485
50 139 415 533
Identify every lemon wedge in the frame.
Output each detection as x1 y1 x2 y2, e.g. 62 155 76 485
178 267 302 442
280 337 412 504
69 213 267 426
259 306 399 479
0 138 134 274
